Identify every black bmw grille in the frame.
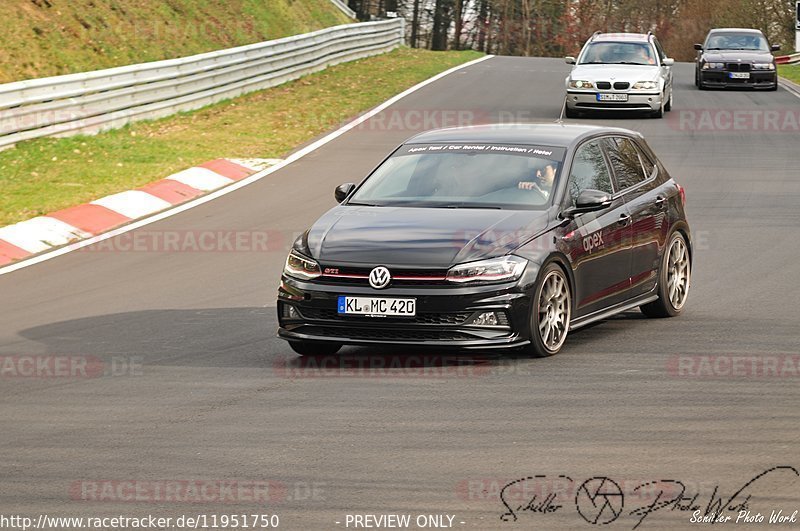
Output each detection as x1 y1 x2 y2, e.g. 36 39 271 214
727 63 751 72
596 81 612 89
613 82 630 90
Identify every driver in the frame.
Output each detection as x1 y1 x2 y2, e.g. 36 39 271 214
518 162 556 198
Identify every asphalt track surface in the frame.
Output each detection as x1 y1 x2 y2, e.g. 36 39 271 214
1 57 799 530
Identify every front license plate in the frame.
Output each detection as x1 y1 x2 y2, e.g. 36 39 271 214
729 72 750 79
597 93 628 101
337 296 416 317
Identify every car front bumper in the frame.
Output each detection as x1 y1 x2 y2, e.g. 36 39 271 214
699 70 777 89
566 90 662 112
277 275 534 350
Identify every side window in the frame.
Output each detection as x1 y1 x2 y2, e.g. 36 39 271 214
566 140 614 205
603 137 648 191
639 148 655 178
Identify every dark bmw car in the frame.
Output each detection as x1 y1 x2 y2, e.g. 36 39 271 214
695 28 780 90
277 124 691 357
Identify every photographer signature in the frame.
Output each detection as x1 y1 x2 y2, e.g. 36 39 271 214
498 465 798 528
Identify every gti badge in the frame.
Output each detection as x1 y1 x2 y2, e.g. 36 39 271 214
369 266 391 289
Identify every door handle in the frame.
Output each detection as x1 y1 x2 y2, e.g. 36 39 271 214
655 196 667 208
618 213 631 225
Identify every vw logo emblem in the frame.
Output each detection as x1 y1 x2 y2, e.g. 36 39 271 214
368 266 391 289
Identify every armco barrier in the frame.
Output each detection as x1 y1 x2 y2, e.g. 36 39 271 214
0 18 404 150
776 52 800 65
329 0 357 19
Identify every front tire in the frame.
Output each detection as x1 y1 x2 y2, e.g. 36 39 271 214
564 105 579 119
664 88 673 112
523 263 572 357
641 232 691 318
289 341 342 356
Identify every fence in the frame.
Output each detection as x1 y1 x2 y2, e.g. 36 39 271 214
0 18 404 150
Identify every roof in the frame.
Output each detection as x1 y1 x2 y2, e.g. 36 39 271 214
405 123 640 148
707 28 764 34
592 32 651 43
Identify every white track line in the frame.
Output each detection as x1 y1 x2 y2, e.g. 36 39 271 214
0 54 493 276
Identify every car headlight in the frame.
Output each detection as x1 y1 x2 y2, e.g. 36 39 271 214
284 250 321 280
752 63 775 70
446 255 527 284
632 80 658 90
568 80 593 89
702 62 725 70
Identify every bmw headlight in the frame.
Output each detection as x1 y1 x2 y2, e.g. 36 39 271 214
753 63 775 70
702 62 725 70
632 80 658 90
284 250 322 280
568 80 593 89
446 255 527 284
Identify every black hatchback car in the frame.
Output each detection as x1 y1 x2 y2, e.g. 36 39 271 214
695 28 780 90
277 124 691 357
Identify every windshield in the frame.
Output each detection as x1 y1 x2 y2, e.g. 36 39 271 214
347 143 566 210
579 42 656 65
705 32 769 51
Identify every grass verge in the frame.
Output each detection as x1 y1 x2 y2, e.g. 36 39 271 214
778 64 800 85
0 48 482 226
0 0 351 83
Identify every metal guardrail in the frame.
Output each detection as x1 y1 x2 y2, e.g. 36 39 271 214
0 18 404 150
776 52 800 65
329 0 357 19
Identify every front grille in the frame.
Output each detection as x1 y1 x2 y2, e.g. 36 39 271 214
299 307 471 325
305 326 477 341
613 82 630 90
319 266 448 286
727 63 751 72
596 81 612 89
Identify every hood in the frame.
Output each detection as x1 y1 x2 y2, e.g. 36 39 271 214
701 50 774 63
569 64 660 83
305 206 549 267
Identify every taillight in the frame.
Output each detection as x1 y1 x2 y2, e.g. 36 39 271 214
676 184 686 206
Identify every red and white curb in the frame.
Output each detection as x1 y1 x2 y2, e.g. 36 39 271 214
0 158 281 265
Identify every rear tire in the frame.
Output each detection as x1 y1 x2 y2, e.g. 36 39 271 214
289 341 342 356
641 231 691 318
522 262 572 357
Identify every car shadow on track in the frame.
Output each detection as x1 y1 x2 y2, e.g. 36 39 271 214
17 307 649 373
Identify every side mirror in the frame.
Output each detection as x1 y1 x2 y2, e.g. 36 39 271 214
560 189 613 219
564 56 576 64
771 44 781 51
694 44 703 51
334 183 356 203
663 58 675 66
